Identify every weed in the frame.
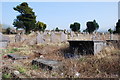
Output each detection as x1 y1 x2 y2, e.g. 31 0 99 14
32 65 39 70
52 73 57 76
16 65 27 73
9 51 14 53
12 48 18 52
19 67 26 73
79 57 85 61
2 73 11 78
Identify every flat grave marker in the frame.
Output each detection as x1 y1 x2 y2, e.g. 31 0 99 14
7 54 28 60
32 59 62 71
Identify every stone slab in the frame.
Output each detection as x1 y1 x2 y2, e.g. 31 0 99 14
32 59 62 70
7 54 28 60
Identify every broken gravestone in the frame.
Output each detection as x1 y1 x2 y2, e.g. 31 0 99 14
7 54 28 60
32 59 62 71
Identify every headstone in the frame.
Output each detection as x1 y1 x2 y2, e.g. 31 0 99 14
110 34 113 40
61 32 67 42
50 32 61 43
37 32 45 44
70 31 75 37
0 33 10 48
32 59 62 71
15 34 21 42
7 54 28 60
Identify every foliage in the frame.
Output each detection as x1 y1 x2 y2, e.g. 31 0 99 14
18 66 26 73
113 19 120 34
5 27 11 34
13 2 36 34
32 65 39 70
108 28 113 34
70 22 80 32
2 73 11 78
55 27 60 32
85 20 99 34
35 21 46 32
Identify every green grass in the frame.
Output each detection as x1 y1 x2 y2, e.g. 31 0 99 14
16 65 27 73
2 73 11 78
32 65 39 70
18 67 27 73
12 48 19 52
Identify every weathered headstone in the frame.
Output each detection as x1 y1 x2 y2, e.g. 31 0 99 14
32 59 62 71
110 34 113 40
0 33 10 48
61 32 67 42
15 34 21 42
50 32 61 43
37 32 45 44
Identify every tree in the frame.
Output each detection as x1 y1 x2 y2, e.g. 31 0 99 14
13 2 36 34
114 19 120 34
70 22 80 32
86 20 99 34
35 21 46 32
55 27 60 32
6 27 11 34
108 28 113 34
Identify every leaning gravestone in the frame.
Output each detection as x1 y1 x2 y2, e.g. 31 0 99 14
32 59 62 71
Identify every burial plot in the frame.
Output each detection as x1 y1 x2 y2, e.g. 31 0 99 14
32 59 62 71
68 40 106 55
7 54 28 60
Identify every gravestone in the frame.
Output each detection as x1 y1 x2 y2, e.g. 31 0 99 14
15 34 21 42
110 34 113 40
37 32 45 44
50 32 61 43
70 31 75 37
0 33 10 48
61 32 67 42
7 54 28 60
32 59 62 71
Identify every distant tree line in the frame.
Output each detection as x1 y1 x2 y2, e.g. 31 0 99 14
13 2 120 34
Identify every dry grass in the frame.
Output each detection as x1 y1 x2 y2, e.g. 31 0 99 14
2 41 120 78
